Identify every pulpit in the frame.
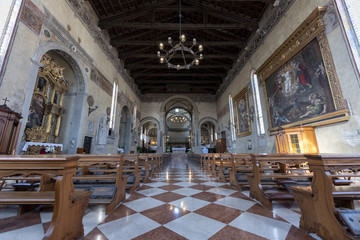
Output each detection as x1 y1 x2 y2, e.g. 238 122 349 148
0 104 22 154
274 126 318 154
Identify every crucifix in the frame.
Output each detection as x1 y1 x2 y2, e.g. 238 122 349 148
2 97 9 105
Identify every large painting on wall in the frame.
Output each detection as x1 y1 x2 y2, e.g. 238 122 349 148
256 7 349 132
234 88 251 137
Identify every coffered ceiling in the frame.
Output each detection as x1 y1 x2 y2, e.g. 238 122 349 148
87 0 273 96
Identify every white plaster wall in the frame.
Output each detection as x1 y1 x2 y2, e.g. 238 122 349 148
0 23 39 113
216 0 360 154
0 0 141 154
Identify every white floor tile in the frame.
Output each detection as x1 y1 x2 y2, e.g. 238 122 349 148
214 196 255 211
136 187 168 196
169 197 210 211
82 206 107 235
165 212 226 240
98 213 161 240
171 188 202 196
0 224 44 240
124 197 165 212
201 181 228 186
172 182 198 187
272 208 301 227
142 182 169 188
229 212 292 240
40 210 53 223
0 207 18 219
206 187 237 196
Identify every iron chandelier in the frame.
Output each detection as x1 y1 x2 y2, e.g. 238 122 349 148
156 0 203 70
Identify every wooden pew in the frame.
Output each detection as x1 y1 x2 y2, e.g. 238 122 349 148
229 153 252 190
291 154 360 240
210 153 221 177
203 153 213 172
74 154 127 215
247 153 311 210
188 153 201 165
139 154 151 183
218 153 232 182
123 154 141 192
200 154 207 169
0 155 91 240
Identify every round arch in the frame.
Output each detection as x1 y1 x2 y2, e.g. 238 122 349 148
159 95 199 114
198 117 218 147
118 104 131 154
140 117 161 153
17 41 90 153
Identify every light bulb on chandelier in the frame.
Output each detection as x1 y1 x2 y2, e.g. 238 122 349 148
156 0 204 70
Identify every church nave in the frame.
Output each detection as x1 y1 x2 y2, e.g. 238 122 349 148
0 154 318 240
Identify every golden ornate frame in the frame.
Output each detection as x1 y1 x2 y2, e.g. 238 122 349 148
233 87 252 137
256 7 349 133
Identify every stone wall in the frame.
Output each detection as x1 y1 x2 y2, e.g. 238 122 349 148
0 0 141 154
216 0 360 154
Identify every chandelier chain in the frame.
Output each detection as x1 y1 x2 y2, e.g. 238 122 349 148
156 0 203 70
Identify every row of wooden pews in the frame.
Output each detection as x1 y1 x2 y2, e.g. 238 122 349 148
191 152 360 240
0 155 91 240
0 153 168 239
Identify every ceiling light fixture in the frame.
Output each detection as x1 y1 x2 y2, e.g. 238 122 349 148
157 0 203 70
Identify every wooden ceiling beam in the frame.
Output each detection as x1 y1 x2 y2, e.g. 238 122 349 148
102 22 250 30
113 40 245 47
133 72 225 77
135 80 222 84
187 0 258 30
128 64 230 70
111 29 153 42
99 0 176 28
138 83 219 88
205 0 270 2
122 53 237 59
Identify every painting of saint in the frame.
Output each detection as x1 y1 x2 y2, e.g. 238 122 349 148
265 38 335 128
37 77 47 92
26 94 45 129
234 88 251 137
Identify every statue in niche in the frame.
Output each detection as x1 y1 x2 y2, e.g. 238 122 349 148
97 116 108 145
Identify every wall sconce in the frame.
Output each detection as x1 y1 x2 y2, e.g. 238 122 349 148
88 105 98 116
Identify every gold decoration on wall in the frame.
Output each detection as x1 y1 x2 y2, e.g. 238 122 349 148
25 126 48 142
24 54 68 144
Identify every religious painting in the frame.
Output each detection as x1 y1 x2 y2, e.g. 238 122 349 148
265 38 336 128
37 76 47 92
234 88 251 137
26 94 45 129
20 0 44 35
256 7 349 132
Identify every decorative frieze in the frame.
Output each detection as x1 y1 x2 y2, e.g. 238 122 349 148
21 0 44 35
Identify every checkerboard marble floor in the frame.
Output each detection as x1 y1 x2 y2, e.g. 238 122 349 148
0 155 322 240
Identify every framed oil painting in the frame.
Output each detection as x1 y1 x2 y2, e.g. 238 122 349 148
256 7 349 133
234 88 251 137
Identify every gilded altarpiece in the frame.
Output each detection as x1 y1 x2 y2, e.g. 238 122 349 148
257 7 349 133
23 55 68 154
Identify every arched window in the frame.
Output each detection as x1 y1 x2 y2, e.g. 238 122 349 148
335 0 360 77
228 94 236 141
109 79 118 131
251 70 265 135
0 0 23 83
